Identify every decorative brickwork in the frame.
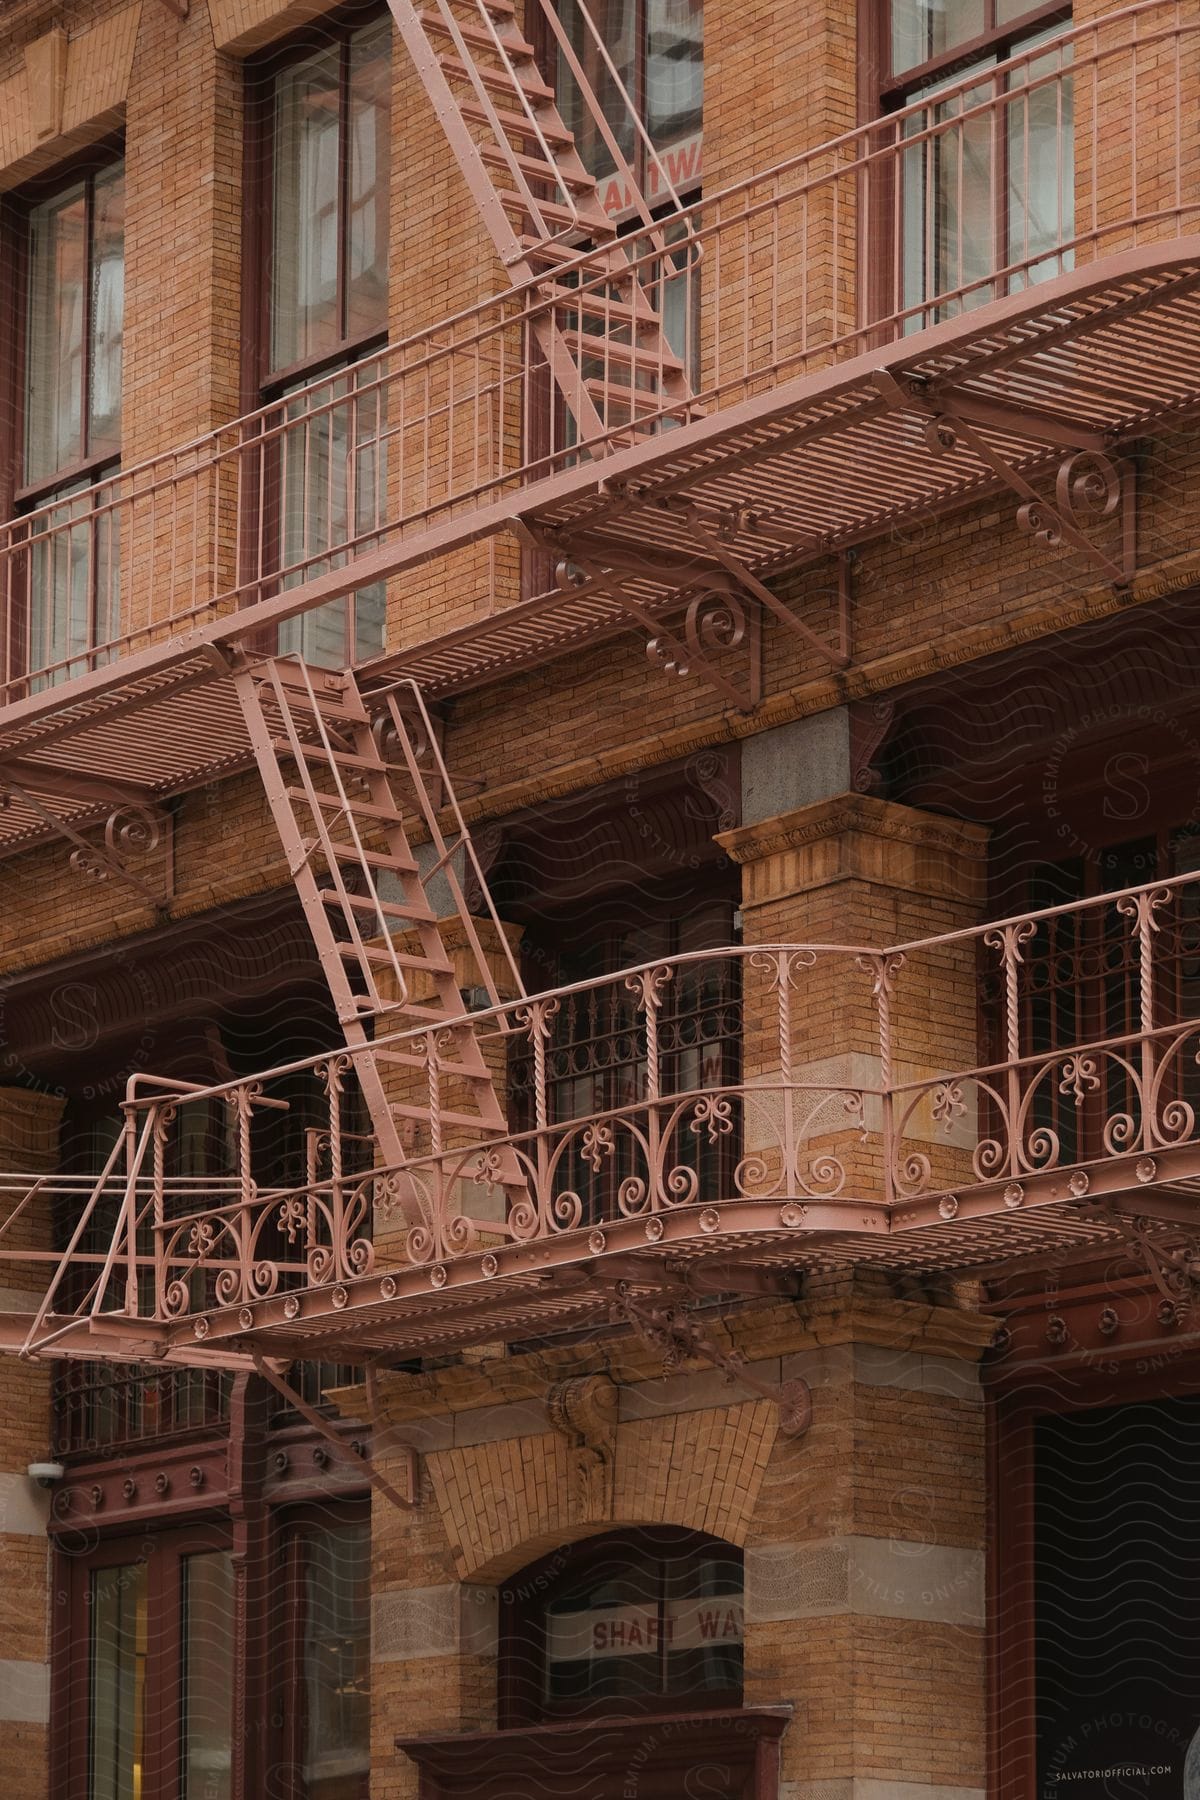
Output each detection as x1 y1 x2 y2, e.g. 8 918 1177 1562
354 1287 991 1797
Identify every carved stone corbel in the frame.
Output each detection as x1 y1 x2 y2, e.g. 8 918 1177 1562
545 1373 618 1521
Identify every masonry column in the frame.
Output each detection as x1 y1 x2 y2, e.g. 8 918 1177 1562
742 1285 994 1800
0 1088 65 1800
716 720 990 1205
123 0 243 640
712 717 994 1795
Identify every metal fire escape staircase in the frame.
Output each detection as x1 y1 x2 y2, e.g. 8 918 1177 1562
234 657 526 1222
387 0 699 446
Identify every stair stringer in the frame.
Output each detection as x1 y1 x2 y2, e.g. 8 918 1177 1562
235 656 529 1231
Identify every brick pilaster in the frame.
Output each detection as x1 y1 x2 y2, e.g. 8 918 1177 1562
0 1088 65 1800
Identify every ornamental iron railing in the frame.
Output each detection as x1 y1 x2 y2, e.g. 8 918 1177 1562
8 865 1200 1341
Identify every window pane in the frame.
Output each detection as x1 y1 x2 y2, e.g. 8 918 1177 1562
646 0 703 158
89 166 125 463
346 22 391 343
892 0 986 75
182 1551 235 1800
25 185 87 485
89 1560 149 1800
665 1549 743 1696
272 46 342 370
996 0 1049 22
276 357 387 668
557 0 638 182
901 61 998 326
1006 32 1074 289
303 1523 370 1799
545 1551 663 1704
27 476 119 691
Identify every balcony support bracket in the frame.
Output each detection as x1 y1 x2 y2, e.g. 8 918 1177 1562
0 779 174 912
873 371 1136 588
645 496 854 671
250 1351 420 1511
1106 1212 1200 1321
608 1282 812 1438
519 523 763 713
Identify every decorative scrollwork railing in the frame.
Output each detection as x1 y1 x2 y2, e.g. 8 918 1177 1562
16 866 1200 1325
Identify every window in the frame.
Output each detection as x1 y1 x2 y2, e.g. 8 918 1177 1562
508 875 741 1224
1027 1396 1200 1797
981 830 1200 1174
500 1529 744 1724
251 10 391 668
60 1514 369 1800
269 1516 372 1800
7 155 125 687
553 0 702 205
63 1528 234 1800
875 1 1073 328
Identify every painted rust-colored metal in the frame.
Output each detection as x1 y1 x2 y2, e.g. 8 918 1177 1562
0 0 1194 762
6 868 1200 1364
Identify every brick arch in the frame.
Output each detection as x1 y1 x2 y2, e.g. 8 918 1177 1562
427 1399 778 1583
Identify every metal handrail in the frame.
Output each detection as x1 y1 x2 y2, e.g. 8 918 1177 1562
0 0 1191 697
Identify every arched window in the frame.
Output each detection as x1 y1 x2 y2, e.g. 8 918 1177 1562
499 1528 743 1724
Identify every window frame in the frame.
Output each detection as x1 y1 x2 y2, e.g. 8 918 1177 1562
52 1520 234 1800
3 139 127 511
0 140 126 694
244 2 391 400
51 1502 372 1800
242 3 391 668
499 1527 745 1727
865 0 1071 111
267 1501 373 1800
858 0 1074 337
535 0 704 209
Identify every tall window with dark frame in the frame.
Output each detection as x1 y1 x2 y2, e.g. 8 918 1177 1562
63 1510 370 1800
250 11 391 669
876 0 1073 330
509 883 741 1223
529 1 702 496
7 153 125 689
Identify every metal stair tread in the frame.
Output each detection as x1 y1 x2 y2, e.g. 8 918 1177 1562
318 890 441 925
437 54 555 100
420 12 538 58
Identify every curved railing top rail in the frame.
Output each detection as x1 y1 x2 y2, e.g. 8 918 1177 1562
112 861 1200 1120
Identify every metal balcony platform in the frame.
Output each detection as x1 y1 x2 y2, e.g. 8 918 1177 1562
8 862 1200 1371
0 1178 1185 1369
0 242 1198 865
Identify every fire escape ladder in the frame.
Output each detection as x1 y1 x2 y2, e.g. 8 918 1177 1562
234 657 526 1209
386 0 699 446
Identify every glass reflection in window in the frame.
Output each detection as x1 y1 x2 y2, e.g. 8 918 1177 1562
25 164 124 489
302 1522 371 1799
271 22 390 371
182 1551 235 1800
89 1560 149 1800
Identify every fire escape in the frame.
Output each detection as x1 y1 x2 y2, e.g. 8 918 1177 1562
0 0 1199 1427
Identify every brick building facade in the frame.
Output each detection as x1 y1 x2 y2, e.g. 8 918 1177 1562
0 0 1198 1796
